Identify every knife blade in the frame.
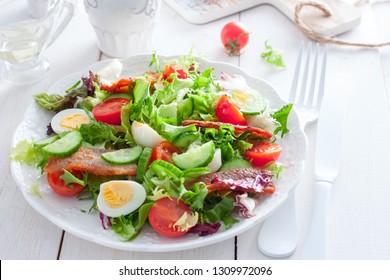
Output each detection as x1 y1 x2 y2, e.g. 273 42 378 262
301 73 350 259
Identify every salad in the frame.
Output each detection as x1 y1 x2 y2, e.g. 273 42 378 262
10 53 292 241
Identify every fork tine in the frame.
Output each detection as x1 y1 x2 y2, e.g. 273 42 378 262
288 41 304 104
297 42 312 106
307 43 320 107
315 45 328 109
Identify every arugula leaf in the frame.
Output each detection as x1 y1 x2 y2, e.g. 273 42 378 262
271 103 293 137
60 169 87 188
261 41 286 69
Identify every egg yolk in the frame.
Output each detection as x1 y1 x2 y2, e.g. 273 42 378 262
232 90 249 105
60 114 89 131
102 182 133 208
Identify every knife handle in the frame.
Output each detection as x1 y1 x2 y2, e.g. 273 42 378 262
301 180 332 259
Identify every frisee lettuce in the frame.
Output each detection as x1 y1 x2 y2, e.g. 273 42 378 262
9 139 47 171
29 182 42 198
261 41 286 69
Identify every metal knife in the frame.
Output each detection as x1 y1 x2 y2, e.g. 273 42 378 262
300 73 350 259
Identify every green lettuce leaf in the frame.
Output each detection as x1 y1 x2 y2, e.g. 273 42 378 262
111 202 153 241
271 103 293 137
261 41 286 69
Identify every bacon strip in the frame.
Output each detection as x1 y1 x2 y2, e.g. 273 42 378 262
44 146 137 176
181 120 273 139
188 168 275 194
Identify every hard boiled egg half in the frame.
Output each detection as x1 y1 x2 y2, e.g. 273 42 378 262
131 121 164 149
97 180 146 217
51 108 90 134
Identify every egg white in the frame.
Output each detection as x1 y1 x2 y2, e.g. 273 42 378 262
97 180 146 218
207 148 222 173
131 121 164 148
51 108 89 135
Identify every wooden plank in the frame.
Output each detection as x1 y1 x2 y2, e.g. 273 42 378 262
59 234 235 259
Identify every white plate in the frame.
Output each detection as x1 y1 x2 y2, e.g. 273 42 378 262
10 54 307 252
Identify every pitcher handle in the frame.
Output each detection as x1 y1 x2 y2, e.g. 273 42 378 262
48 0 74 47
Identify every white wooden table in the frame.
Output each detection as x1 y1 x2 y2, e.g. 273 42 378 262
1 1 390 260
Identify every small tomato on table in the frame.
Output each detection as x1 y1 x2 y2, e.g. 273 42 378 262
221 21 250 56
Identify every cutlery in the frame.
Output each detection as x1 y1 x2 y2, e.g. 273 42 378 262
301 73 348 259
258 41 327 258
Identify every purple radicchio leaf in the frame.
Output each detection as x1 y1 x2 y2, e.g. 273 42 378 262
99 212 112 230
189 222 221 236
233 192 256 218
81 71 99 96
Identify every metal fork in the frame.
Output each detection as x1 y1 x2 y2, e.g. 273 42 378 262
257 41 327 258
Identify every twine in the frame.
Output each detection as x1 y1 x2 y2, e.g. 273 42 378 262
294 0 390 48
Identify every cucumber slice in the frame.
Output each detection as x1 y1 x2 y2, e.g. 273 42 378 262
42 131 82 158
150 160 184 181
219 156 252 171
172 131 200 150
172 141 215 169
240 95 268 116
34 135 60 147
101 146 142 165
230 90 268 116
136 147 152 182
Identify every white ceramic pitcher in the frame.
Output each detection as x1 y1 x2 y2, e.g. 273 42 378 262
84 0 161 58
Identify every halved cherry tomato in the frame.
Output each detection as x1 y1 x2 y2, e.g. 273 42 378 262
101 78 134 93
148 197 193 238
221 21 250 56
245 142 282 168
151 141 181 164
92 97 130 125
215 95 247 126
47 171 85 197
163 64 188 82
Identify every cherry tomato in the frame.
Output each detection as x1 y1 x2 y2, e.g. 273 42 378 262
151 141 182 164
101 78 134 93
148 197 194 238
221 21 250 56
47 171 85 197
163 64 188 82
215 95 247 126
92 97 130 125
245 142 282 168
